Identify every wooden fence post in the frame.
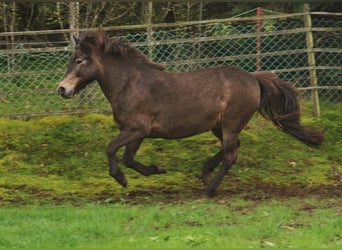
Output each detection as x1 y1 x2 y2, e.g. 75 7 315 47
69 2 80 43
256 7 262 71
303 3 320 117
146 2 153 60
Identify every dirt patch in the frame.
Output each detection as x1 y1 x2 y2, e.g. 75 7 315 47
109 178 342 206
1 176 340 206
219 179 342 200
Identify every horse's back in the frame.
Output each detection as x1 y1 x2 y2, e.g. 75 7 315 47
162 65 261 111
165 65 259 91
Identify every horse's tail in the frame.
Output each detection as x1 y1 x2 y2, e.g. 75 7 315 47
254 71 324 147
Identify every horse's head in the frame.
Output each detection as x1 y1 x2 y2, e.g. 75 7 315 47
57 29 107 98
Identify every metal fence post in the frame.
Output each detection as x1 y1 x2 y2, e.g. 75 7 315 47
303 3 320 117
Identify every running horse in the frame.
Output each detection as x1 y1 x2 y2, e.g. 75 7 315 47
57 29 324 197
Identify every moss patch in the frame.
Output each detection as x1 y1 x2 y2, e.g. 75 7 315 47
0 103 341 205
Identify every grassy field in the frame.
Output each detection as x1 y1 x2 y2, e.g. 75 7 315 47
0 198 341 248
0 103 341 248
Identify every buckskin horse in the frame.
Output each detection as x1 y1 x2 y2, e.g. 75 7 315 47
57 29 324 197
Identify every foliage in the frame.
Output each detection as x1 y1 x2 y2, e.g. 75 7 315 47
0 2 338 34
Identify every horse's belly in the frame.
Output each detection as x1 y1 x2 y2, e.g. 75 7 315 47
149 127 208 139
149 112 221 139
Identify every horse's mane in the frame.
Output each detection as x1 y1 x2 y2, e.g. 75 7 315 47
78 30 165 71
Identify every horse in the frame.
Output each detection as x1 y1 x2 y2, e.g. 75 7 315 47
57 29 324 197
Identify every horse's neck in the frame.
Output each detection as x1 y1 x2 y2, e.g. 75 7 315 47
97 62 135 105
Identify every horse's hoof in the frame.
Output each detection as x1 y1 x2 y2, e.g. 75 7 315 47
151 165 167 174
202 188 215 197
199 174 210 186
114 172 128 187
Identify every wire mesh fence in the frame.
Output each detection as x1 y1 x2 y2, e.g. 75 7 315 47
0 8 341 117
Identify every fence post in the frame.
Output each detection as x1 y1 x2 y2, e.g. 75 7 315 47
69 2 79 43
3 2 17 83
303 3 320 117
256 7 262 71
146 2 153 60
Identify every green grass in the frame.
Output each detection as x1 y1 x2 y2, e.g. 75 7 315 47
0 198 341 248
0 103 341 248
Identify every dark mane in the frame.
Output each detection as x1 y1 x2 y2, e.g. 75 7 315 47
106 38 166 71
78 30 165 71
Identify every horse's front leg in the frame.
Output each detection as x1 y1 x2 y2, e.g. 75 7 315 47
106 130 144 187
123 139 167 176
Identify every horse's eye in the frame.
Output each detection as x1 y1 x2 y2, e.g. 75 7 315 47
75 58 82 64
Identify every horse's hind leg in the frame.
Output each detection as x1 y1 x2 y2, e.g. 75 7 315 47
200 126 223 184
203 106 255 197
203 133 239 197
201 126 240 185
123 139 167 176
201 150 223 185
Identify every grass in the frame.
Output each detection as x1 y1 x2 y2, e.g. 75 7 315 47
0 102 341 248
0 198 341 248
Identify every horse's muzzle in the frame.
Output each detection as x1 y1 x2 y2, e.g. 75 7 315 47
57 86 66 96
57 85 74 98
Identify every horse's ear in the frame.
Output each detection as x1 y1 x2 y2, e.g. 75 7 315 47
97 26 106 49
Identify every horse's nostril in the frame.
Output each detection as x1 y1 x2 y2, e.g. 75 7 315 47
58 86 65 96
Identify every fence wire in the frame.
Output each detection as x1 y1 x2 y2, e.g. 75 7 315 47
0 10 341 117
